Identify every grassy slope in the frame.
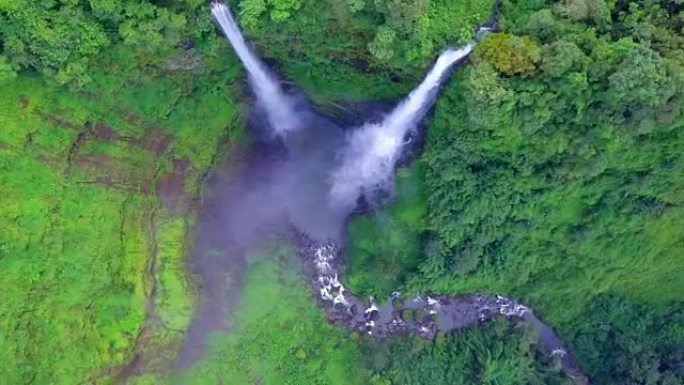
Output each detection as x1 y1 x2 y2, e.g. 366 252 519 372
172 246 371 385
0 77 148 383
0 44 243 383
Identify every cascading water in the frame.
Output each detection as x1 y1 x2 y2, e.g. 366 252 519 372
330 45 473 210
211 3 299 135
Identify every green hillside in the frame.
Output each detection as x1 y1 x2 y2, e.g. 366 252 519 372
0 1 682 384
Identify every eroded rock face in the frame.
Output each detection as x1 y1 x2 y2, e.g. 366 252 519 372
296 235 588 385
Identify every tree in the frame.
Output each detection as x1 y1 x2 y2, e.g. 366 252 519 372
267 0 302 22
373 0 427 33
554 0 611 23
475 33 542 75
368 26 397 61
239 0 267 30
0 55 17 83
119 4 187 53
346 0 366 13
608 43 679 109
541 40 589 78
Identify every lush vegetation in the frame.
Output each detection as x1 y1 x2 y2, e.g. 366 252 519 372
234 0 493 100
172 246 371 385
363 320 572 385
347 0 684 384
0 2 245 380
1 0 682 384
172 245 571 385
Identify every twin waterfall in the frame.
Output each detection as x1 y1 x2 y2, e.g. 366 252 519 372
212 2 470 209
209 3 588 385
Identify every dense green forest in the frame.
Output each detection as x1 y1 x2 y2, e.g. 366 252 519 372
1 0 682 384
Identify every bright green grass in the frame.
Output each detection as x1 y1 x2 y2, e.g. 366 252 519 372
0 79 151 384
0 60 241 382
174 245 372 385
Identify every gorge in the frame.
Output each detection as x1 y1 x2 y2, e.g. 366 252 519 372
180 3 591 384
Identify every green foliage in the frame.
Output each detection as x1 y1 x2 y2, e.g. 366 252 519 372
607 42 679 109
0 1 110 84
0 0 211 87
365 320 571 385
267 0 302 22
373 0 427 33
2 0 683 384
475 33 542 75
347 1 684 383
155 217 195 333
239 0 267 29
346 0 367 13
347 166 426 295
239 0 303 26
393 0 684 307
540 40 589 78
175 246 372 385
118 4 188 53
569 294 684 385
368 25 397 62
554 0 610 23
0 23 243 380
234 0 495 101
0 55 17 82
0 79 149 384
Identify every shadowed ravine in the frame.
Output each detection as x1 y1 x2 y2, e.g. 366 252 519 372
179 2 589 384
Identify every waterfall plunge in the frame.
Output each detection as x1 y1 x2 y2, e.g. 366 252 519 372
212 2 475 212
329 45 474 210
211 3 299 135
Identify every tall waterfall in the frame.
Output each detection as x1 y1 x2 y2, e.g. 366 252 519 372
329 45 474 209
211 3 299 135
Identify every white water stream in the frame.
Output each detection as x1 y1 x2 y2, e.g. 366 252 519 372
212 3 299 135
329 45 474 209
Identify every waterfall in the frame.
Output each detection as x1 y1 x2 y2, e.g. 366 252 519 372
329 45 474 209
211 3 299 135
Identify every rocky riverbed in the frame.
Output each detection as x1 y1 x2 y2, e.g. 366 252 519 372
296 235 589 385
